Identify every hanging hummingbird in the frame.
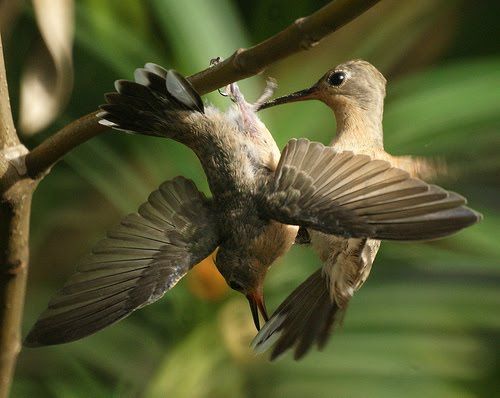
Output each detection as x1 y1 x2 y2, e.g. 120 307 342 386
251 59 482 360
25 62 480 347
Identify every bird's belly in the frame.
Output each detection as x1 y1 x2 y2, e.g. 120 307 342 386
310 232 380 308
249 222 299 266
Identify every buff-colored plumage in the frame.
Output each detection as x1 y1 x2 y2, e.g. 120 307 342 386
252 60 481 360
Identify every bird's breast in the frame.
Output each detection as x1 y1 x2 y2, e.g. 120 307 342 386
310 231 380 308
249 222 299 267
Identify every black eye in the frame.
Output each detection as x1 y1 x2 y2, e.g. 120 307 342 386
229 280 244 291
328 71 346 87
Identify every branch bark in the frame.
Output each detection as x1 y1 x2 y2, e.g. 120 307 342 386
189 0 381 93
0 190 33 398
0 35 37 398
25 111 106 179
0 1 382 396
24 0 381 178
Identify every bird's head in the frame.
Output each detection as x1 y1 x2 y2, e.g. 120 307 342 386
215 247 268 330
259 59 386 113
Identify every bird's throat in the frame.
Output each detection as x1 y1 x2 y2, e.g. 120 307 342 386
329 99 384 152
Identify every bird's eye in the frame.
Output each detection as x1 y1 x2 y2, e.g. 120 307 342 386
328 71 346 87
229 280 244 291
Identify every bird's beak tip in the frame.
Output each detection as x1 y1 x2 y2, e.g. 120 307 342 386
246 290 269 331
258 85 319 110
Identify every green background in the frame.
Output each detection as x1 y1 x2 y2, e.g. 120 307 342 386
4 0 499 397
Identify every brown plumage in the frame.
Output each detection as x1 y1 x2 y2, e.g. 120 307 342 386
25 62 480 348
25 177 218 345
252 59 482 360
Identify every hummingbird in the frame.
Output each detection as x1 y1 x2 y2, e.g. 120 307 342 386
251 59 483 360
25 62 480 347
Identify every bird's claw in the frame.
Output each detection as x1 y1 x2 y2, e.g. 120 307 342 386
210 57 233 99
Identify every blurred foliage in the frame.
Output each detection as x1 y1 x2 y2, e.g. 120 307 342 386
2 0 499 397
17 0 74 135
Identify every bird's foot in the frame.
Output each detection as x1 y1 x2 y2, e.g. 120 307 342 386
252 77 277 111
210 54 277 112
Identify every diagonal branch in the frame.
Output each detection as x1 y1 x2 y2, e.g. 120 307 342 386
25 111 106 179
189 0 381 93
24 0 381 178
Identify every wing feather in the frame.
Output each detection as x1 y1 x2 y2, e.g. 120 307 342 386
259 139 481 240
25 177 219 347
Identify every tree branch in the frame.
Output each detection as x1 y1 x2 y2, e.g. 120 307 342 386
0 191 33 398
189 0 382 93
25 111 106 179
24 0 381 178
0 35 36 398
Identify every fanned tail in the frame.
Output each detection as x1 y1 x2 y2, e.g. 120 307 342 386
251 270 342 360
98 63 204 138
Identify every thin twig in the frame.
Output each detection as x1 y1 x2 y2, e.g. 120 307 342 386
24 0 381 178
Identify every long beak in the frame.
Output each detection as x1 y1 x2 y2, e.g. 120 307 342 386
246 290 269 331
257 84 319 111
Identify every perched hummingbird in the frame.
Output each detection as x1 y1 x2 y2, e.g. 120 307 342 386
25 63 480 347
251 59 482 360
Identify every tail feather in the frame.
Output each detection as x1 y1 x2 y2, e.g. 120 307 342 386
98 63 204 137
251 269 342 360
134 68 167 93
293 285 331 359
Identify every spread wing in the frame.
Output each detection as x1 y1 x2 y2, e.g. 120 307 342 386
25 177 219 347
258 138 481 240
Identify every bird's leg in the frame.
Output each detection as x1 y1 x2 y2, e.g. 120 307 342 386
227 81 246 104
210 56 277 135
226 81 256 130
210 57 233 99
227 79 278 127
252 77 277 111
210 54 276 110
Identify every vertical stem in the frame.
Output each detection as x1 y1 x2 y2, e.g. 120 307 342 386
0 193 32 398
0 33 34 398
